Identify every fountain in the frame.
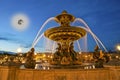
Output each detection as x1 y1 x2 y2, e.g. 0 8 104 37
44 10 86 66
21 10 110 69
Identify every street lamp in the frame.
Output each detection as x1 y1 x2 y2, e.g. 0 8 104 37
116 45 120 51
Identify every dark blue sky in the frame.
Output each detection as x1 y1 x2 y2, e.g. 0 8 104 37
0 0 120 52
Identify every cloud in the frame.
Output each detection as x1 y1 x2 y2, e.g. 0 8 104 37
20 43 32 48
0 36 15 41
0 37 10 41
0 33 16 41
0 33 32 49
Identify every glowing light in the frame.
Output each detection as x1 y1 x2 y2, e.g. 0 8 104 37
116 56 119 59
11 13 30 31
43 67 46 70
43 54 46 57
92 65 95 69
34 52 37 55
79 52 82 54
17 48 22 53
117 45 120 51
85 55 88 58
50 56 53 58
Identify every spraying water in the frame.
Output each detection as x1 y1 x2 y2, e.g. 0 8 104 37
81 27 100 48
78 26 108 52
32 16 107 52
73 18 91 30
89 29 108 52
73 18 100 49
73 18 108 52
32 17 55 47
32 33 44 48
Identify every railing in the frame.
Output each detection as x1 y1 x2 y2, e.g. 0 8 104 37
0 66 120 80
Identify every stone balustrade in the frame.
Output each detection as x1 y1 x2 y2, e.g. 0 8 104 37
0 66 120 80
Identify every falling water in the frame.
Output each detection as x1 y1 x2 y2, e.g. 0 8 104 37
45 38 51 52
45 38 55 52
85 34 88 52
81 27 101 49
52 41 57 53
80 26 108 52
73 18 100 50
73 18 108 52
77 40 82 52
83 34 88 52
88 29 108 52
32 17 55 47
76 34 88 52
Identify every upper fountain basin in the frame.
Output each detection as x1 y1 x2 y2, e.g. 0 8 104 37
44 26 86 42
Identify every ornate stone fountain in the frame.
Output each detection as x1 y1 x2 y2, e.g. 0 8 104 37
44 11 86 65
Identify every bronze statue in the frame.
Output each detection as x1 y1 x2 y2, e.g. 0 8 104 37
93 45 110 68
24 48 36 69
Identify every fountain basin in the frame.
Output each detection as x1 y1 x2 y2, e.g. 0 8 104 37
44 26 86 42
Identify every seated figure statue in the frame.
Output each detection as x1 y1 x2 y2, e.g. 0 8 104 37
24 48 36 69
93 45 110 68
69 42 78 61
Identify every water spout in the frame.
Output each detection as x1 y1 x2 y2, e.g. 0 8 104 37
80 27 108 52
72 18 108 52
32 17 55 47
32 33 44 48
73 18 91 30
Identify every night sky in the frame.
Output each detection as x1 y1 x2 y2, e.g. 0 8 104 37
0 0 120 53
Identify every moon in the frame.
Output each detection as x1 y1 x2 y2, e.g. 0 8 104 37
18 19 24 25
11 13 30 31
